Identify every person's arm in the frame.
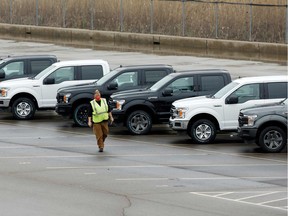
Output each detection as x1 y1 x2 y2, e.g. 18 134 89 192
88 103 93 127
109 112 114 124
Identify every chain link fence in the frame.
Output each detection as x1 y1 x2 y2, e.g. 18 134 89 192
0 0 287 43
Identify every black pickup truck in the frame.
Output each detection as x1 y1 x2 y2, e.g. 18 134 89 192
56 64 175 126
0 55 57 81
110 69 232 135
238 99 287 153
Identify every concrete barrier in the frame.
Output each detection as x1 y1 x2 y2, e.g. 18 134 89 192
0 23 286 63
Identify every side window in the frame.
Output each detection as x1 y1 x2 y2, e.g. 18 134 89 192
267 82 287 99
113 71 138 90
144 70 168 86
167 77 194 93
3 61 24 77
201 75 225 92
81 65 103 80
46 66 75 84
229 84 260 103
30 60 52 75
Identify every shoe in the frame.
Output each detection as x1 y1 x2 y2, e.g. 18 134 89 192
99 148 103 152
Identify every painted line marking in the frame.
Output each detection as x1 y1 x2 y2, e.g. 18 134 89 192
236 191 280 201
46 164 287 170
190 191 288 211
259 197 288 205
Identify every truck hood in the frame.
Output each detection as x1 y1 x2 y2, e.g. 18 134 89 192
0 77 36 87
240 101 286 114
172 95 219 107
111 89 154 100
58 82 101 94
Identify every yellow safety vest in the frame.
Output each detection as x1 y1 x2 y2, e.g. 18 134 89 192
90 98 109 123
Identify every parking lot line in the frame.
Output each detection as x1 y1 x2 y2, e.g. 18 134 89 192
236 191 280 201
190 191 288 211
115 177 286 181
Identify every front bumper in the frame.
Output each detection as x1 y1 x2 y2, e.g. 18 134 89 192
169 118 189 131
55 103 72 117
0 98 11 108
111 110 126 125
237 126 258 142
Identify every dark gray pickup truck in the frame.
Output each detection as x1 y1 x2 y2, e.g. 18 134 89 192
0 55 57 81
238 99 287 153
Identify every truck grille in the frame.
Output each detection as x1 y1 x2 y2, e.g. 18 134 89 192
170 105 177 119
238 112 248 127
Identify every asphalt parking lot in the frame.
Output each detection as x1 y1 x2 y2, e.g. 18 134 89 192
0 110 287 216
0 39 287 216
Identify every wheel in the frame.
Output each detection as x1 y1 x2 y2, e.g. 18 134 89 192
189 119 216 144
73 103 89 127
258 126 287 153
126 110 152 135
12 97 36 120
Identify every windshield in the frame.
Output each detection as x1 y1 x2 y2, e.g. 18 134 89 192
150 75 173 91
212 81 239 99
31 64 56 79
96 68 123 86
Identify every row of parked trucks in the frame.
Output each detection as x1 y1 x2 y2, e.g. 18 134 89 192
0 55 287 153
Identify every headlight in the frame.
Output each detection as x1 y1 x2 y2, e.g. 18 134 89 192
176 107 189 118
63 93 71 103
244 114 258 126
114 99 125 110
0 87 10 97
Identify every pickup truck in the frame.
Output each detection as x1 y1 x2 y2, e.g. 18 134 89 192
169 75 287 144
0 59 110 120
55 64 175 126
238 99 287 153
0 55 57 81
110 69 231 135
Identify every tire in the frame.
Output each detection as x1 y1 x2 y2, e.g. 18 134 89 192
126 110 152 135
12 97 36 120
258 126 287 153
73 103 90 127
189 119 216 144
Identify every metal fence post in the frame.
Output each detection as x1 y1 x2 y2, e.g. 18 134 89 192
10 0 13 24
62 0 66 28
286 3 288 44
249 0 253 41
182 0 186 36
36 0 39 26
215 0 218 38
90 0 94 30
120 0 123 32
150 0 154 34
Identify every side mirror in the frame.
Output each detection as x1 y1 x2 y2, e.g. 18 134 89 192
44 77 55 85
0 69 5 79
162 88 173 96
226 96 238 104
107 82 118 90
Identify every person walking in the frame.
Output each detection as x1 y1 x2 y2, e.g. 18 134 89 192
88 90 114 152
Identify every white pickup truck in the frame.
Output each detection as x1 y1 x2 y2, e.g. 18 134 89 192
0 59 110 120
169 76 287 144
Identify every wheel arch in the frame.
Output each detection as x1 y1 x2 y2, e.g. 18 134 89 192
124 104 155 126
10 93 38 109
256 121 287 142
188 113 220 132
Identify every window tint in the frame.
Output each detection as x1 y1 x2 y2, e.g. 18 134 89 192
144 70 167 86
112 71 138 90
31 60 52 74
3 61 24 77
167 77 194 92
81 65 103 80
46 66 75 84
201 75 225 92
229 84 260 103
267 82 287 99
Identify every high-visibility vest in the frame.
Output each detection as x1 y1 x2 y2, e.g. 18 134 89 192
90 98 109 123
